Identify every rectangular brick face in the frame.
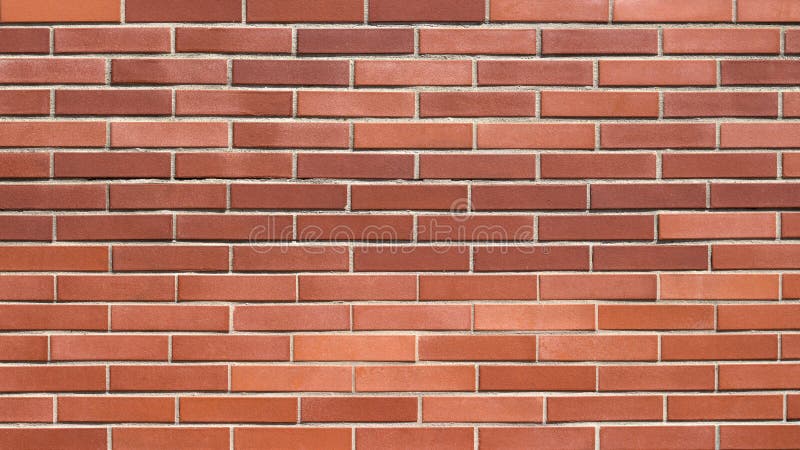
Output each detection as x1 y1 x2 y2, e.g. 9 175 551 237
0 1 795 449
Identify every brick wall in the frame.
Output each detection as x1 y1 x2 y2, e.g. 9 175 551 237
0 0 798 448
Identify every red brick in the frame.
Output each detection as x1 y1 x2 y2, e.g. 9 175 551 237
354 305 472 331
232 366 352 392
111 305 228 331
784 213 800 238
0 90 49 115
792 395 800 419
58 215 171 241
0 366 106 392
231 184 347 210
234 60 350 86
712 183 800 208
234 122 349 148
55 152 171 179
419 155 536 180
420 335 536 361
491 0 609 22
172 335 290 361
478 123 595 149
356 428 474 450
111 122 228 148
298 153 414 179
55 28 171 53
176 27 291 53
180 397 296 423
664 92 778 117
298 91 415 117
723 60 800 85
0 245 108 271
246 0 364 23
668 395 783 421
541 153 656 179
614 0 731 22
354 246 470 272
481 427 595 450
599 305 714 330
661 274 779 300
541 91 658 118
56 89 172 116
663 153 777 178
419 275 536 300
420 29 536 55
179 275 295 302
542 29 657 55
420 92 536 117
479 365 596 391
0 0 120 23
0 397 52 422
475 245 589 272
110 184 227 210
126 0 241 22
719 364 800 390
113 245 229 272
417 214 534 242
739 0 800 22
0 153 48 179
593 245 708 271
601 123 715 149
110 365 228 391
0 122 106 147
295 335 415 362
539 214 654 241
298 28 413 54
424 396 542 423
0 275 53 301
369 0 483 22
58 275 173 301
59 397 174 423
600 60 717 86
718 305 800 330
0 29 49 53
664 28 780 54
548 396 662 422
785 95 800 117
722 123 800 148
474 304 595 331
356 366 475 392
787 30 800 54
0 335 47 361
176 90 293 116
176 153 293 179
591 183 707 209
0 305 107 331
0 59 104 84
783 153 800 177
472 185 588 211
235 305 350 331
351 184 468 210
785 334 800 359
601 426 715 450
0 216 51 241
540 274 657 300
0 185 105 210
51 335 168 361
233 245 349 272
662 334 778 361
112 428 229 450
113 58 227 84
713 244 800 269
297 214 413 242
356 60 473 86
540 335 658 361
600 365 715 391
721 425 800 450
479 60 593 86
0 429 105 450
356 123 472 149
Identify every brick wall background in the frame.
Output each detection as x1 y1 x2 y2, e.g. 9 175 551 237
0 0 799 448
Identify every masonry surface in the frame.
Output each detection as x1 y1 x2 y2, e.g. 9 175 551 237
0 0 799 448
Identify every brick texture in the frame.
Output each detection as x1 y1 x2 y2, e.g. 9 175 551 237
0 1 798 449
